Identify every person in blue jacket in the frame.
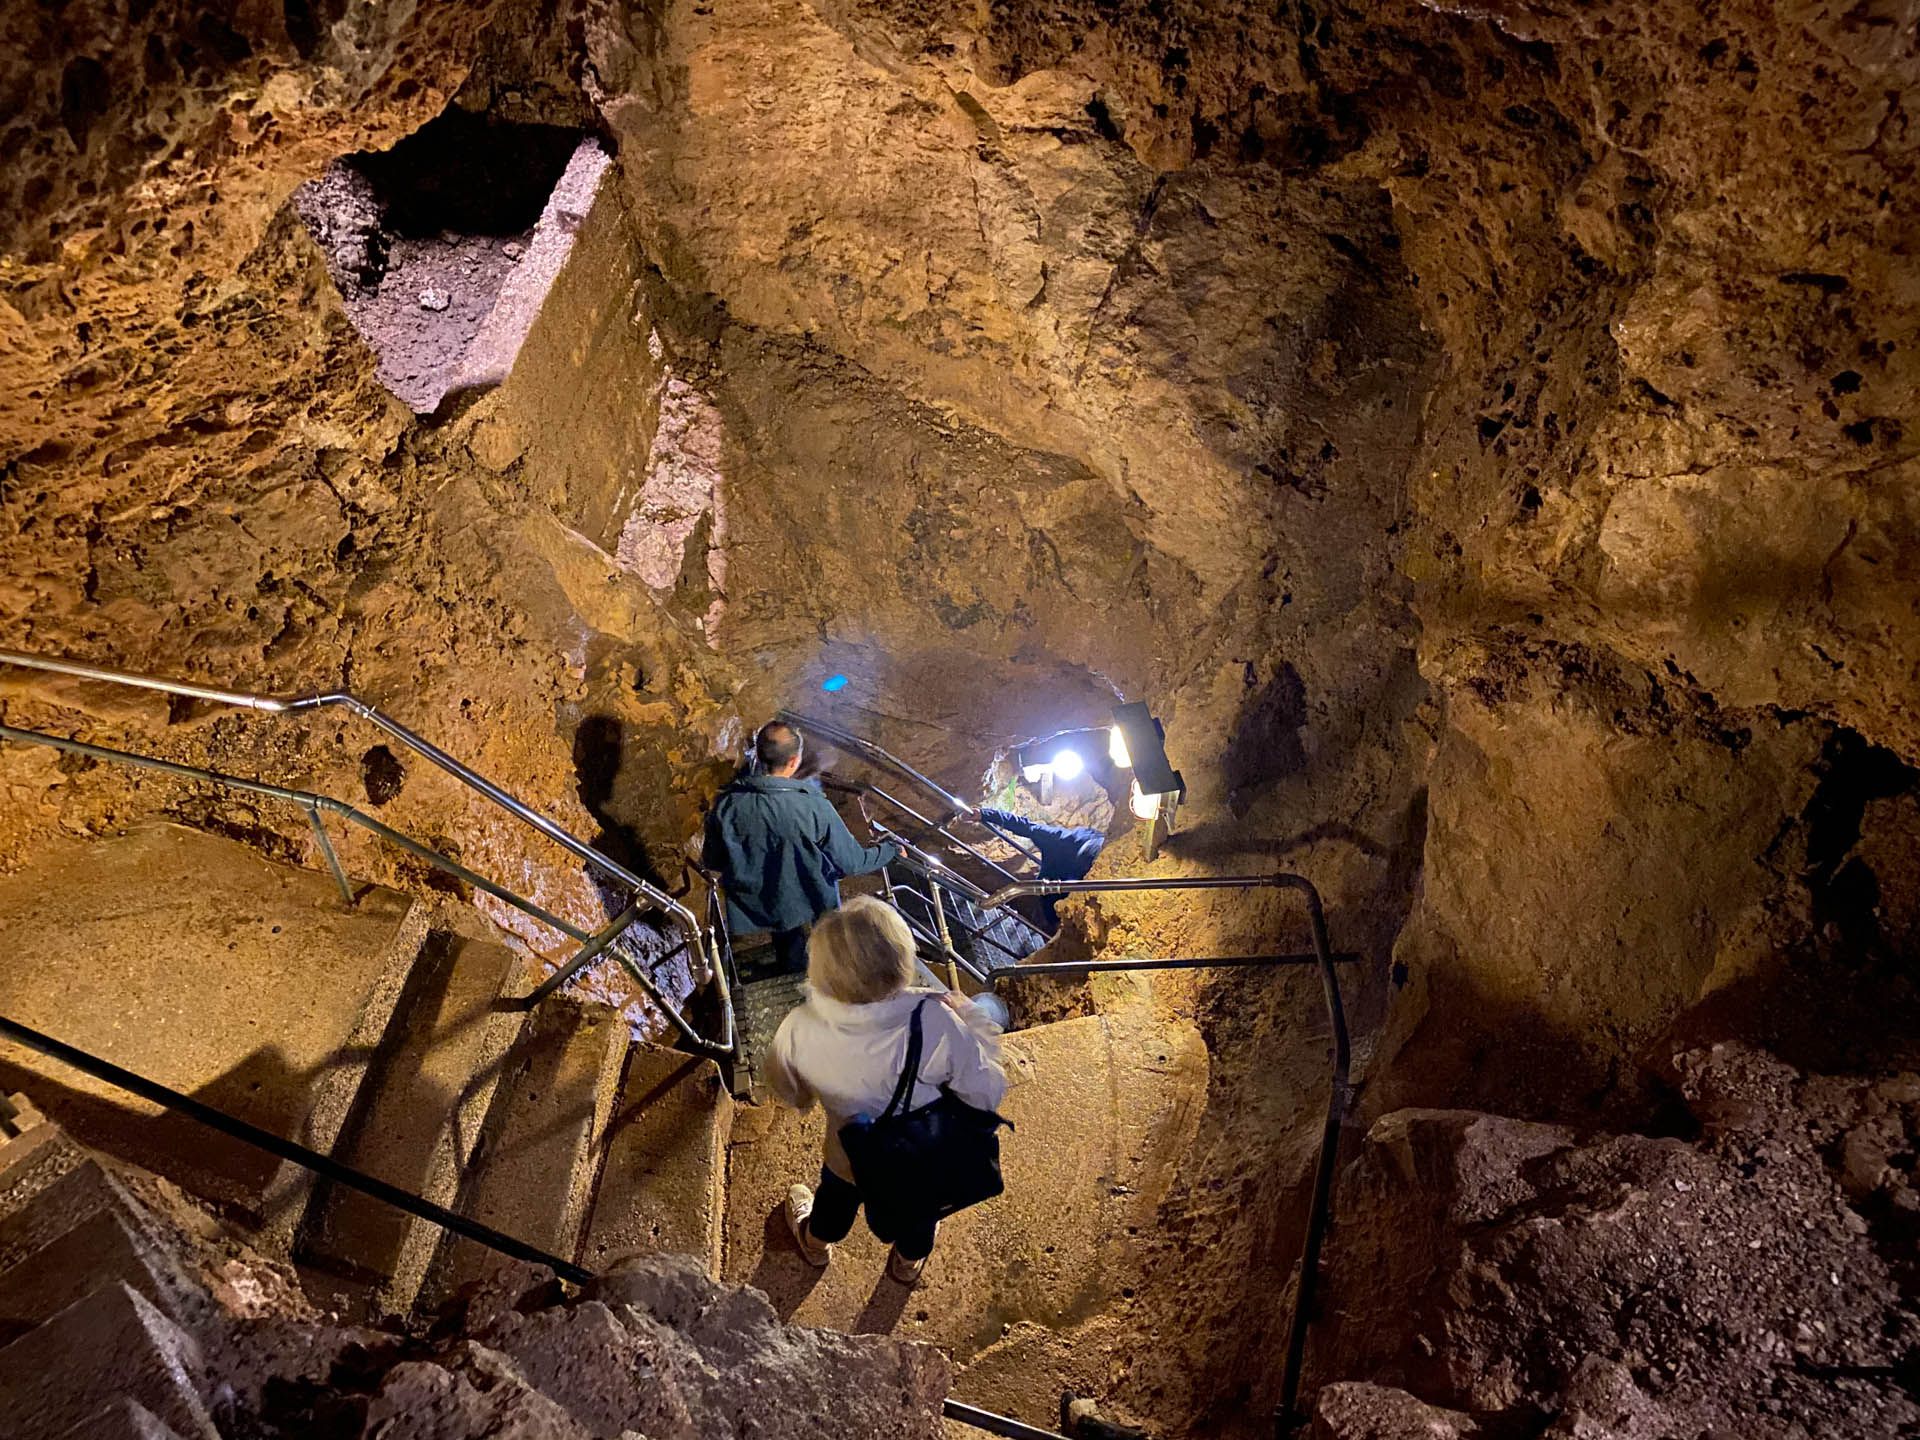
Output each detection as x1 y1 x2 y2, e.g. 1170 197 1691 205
977 805 1105 932
703 721 901 972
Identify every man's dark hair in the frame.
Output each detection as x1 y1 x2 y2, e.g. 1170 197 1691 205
756 721 803 772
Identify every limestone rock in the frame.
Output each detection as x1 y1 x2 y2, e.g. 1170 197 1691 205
1310 1383 1479 1439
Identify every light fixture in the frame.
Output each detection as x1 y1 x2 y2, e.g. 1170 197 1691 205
1109 700 1184 859
1051 748 1085 781
1021 760 1049 784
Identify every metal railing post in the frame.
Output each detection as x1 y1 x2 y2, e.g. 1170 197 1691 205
929 882 962 991
523 903 649 1009
304 804 355 907
0 651 735 1060
976 870 1352 1437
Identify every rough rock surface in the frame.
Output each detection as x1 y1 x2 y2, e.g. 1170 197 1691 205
2 0 1918 1437
1320 1044 1920 1438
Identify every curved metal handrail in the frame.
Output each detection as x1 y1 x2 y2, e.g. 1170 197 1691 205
1 649 700 932
777 709 1045 869
979 872 1349 1440
0 650 733 1057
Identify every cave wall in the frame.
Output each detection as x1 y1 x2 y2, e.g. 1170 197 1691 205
1 0 1917 1432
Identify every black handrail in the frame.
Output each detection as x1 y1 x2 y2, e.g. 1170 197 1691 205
0 1014 593 1284
0 1016 1086 1440
944 1400 1074 1440
979 873 1349 1439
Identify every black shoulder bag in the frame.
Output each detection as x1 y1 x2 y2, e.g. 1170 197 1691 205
838 999 1010 1243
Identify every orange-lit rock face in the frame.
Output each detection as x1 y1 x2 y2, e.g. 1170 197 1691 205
1 0 1917 1435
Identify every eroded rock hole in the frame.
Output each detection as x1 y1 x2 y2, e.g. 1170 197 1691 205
293 108 607 415
360 744 406 806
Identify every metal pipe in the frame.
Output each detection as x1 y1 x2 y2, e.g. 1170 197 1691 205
523 903 648 1009
776 708 979 821
886 888 993 988
304 805 355 907
982 873 1299 908
888 880 1032 965
0 648 302 711
993 953 1361 978
865 781 1041 873
0 650 707 944
309 802 592 942
1275 877 1347 1439
0 1013 593 1285
942 1400 1074 1440
0 674 733 1057
929 883 961 990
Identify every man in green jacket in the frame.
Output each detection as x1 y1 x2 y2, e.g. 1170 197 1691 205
703 721 901 972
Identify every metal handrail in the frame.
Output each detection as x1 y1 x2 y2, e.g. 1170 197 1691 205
0 1013 594 1283
835 777 1040 883
943 1400 1074 1440
978 872 1349 1440
0 1010 1078 1437
778 709 1046 868
0 650 734 1057
876 841 1051 980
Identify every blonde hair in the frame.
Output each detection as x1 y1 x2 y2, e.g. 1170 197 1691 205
808 896 916 1004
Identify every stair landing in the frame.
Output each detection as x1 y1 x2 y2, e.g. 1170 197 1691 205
0 823 425 1223
720 995 1210 1412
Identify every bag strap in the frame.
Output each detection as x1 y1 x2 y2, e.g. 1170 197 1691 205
879 999 931 1120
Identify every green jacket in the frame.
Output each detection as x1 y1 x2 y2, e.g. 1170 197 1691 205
702 774 900 935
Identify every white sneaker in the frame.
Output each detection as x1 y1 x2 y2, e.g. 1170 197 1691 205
784 1185 831 1267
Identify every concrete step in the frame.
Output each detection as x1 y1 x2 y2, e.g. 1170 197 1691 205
580 1046 733 1277
296 926 525 1313
0 1115 94 1250
0 1154 144 1270
418 997 627 1309
0 1203 192 1348
0 1280 217 1440
720 1000 1209 1383
0 823 429 1241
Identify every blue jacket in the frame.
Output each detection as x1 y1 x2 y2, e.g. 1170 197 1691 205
703 774 900 935
978 807 1105 930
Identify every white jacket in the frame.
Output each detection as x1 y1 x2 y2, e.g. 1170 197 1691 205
768 987 1008 1181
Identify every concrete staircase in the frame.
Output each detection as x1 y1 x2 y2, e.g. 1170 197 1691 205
0 822 736 1320
0 1109 950 1440
0 1104 224 1439
0 815 1221 1439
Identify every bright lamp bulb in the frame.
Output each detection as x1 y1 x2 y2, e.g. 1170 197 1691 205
1109 725 1132 768
1051 748 1085 781
1129 779 1162 820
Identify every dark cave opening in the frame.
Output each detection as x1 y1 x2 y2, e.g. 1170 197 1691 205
292 107 605 415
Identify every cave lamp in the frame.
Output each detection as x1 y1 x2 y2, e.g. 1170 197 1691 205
1109 701 1185 856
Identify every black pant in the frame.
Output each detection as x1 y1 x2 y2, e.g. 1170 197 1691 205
773 926 810 974
807 1166 936 1260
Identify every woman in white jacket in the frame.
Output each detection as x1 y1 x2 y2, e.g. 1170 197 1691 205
767 895 1008 1285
